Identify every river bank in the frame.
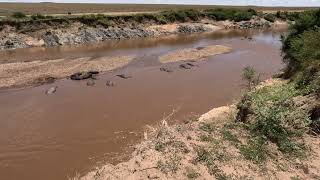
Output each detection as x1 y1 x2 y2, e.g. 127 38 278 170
0 18 286 89
0 13 286 50
80 79 320 180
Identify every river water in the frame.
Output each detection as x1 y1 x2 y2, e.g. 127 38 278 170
0 29 285 180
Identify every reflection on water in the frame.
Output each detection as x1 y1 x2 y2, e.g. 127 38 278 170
0 28 285 180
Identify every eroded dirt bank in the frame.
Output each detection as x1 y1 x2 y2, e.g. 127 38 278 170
0 16 285 50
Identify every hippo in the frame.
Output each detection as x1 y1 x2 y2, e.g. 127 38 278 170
106 80 115 87
179 64 192 70
70 71 100 80
116 74 132 79
160 67 173 73
86 80 95 86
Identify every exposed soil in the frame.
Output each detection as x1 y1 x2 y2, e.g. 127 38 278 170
0 14 281 51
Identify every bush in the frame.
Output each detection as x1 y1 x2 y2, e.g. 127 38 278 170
204 8 257 22
282 9 320 93
242 66 260 90
264 13 276 22
276 11 300 21
11 12 26 19
237 83 310 154
31 14 51 20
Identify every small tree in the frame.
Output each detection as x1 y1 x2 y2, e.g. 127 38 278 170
12 12 26 19
264 13 276 22
242 66 260 90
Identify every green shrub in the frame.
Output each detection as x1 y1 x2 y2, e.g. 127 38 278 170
204 8 256 22
264 13 276 22
11 12 26 19
238 83 310 155
282 10 320 72
282 9 320 93
31 14 50 20
242 66 261 90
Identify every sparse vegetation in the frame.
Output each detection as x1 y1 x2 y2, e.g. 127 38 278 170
185 167 200 179
199 122 215 133
220 128 240 144
239 137 268 163
242 66 261 90
156 153 182 174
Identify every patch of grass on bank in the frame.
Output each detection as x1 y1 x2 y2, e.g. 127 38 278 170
185 167 200 179
237 82 310 158
239 137 268 163
157 153 182 174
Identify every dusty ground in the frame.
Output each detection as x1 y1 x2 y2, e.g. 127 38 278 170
159 45 232 63
0 55 134 89
79 79 320 180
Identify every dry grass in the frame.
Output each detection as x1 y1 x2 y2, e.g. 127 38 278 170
0 3 314 16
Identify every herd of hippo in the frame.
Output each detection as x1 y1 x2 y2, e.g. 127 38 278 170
45 61 198 95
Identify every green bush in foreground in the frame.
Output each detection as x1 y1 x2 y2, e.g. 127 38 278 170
237 83 310 156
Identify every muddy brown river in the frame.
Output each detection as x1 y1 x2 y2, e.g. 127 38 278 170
0 29 285 180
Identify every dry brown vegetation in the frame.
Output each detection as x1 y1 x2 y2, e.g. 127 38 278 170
0 3 315 16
